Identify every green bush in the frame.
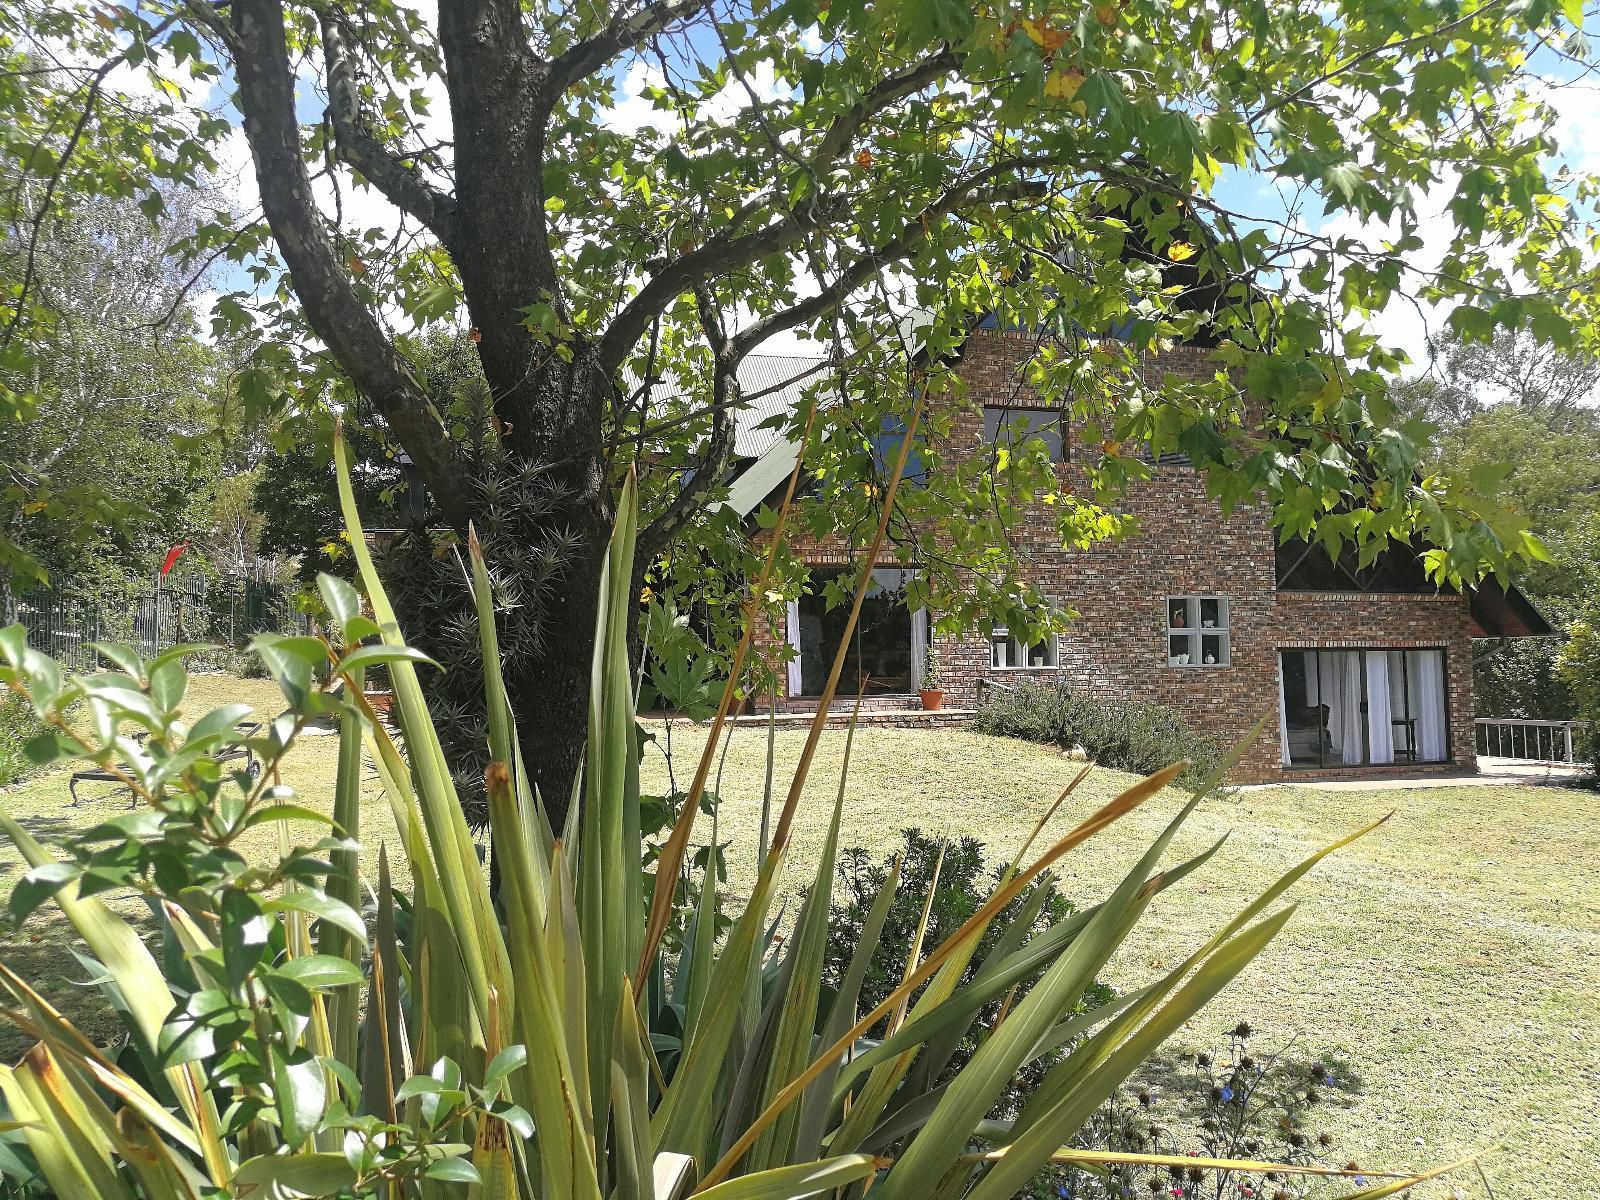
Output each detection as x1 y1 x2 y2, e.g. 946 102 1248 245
0 692 47 787
1557 617 1600 772
826 830 1114 1122
1475 636 1573 720
974 681 1224 788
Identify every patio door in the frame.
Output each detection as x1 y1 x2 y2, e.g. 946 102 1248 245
1278 648 1449 768
787 569 924 697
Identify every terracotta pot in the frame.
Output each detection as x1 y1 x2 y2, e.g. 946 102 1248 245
364 690 395 716
919 688 945 711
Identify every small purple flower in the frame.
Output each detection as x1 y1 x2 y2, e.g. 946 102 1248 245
1219 1086 1234 1103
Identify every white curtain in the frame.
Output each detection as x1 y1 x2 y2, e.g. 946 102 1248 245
1410 650 1448 761
1319 651 1366 766
785 600 803 697
910 608 929 689
1277 655 1292 765
1303 651 1321 707
1365 653 1394 764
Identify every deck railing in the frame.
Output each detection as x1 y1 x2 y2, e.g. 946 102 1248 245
1474 718 1582 764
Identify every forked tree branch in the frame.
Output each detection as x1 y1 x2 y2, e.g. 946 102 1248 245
638 286 741 554
230 0 468 522
318 11 460 246
544 0 711 96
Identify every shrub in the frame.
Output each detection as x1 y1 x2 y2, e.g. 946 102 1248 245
975 681 1224 787
1556 616 1600 771
826 830 1114 1126
1475 636 1572 720
0 692 47 787
0 436 1431 1199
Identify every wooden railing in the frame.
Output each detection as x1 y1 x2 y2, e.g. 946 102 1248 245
1474 718 1581 764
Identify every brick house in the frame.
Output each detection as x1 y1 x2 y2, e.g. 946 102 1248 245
717 327 1550 784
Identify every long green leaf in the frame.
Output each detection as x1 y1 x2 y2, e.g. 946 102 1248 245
962 907 1298 1200
580 470 641 1169
746 713 855 1172
333 425 511 1057
793 853 901 1159
690 1153 882 1200
871 780 1213 1200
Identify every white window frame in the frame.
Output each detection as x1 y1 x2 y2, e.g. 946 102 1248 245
1166 595 1230 667
990 612 1061 670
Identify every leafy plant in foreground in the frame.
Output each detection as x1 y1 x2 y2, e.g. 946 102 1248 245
0 429 1463 1198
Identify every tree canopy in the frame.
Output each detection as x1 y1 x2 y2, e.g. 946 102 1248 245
7 0 1600 805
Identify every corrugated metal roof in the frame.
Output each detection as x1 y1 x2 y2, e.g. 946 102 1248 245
639 352 830 459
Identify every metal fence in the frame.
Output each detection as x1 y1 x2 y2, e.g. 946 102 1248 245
2 575 306 672
1474 717 1582 764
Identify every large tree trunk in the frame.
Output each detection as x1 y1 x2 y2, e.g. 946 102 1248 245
384 355 614 837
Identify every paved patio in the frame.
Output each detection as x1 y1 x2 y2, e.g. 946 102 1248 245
1241 755 1591 792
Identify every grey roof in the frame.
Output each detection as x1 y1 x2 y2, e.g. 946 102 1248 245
640 352 830 460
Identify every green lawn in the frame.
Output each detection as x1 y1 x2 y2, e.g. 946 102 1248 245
1 677 1594 1199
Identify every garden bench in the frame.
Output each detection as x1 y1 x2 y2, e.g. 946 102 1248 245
68 722 263 806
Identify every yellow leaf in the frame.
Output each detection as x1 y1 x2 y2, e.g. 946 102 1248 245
1045 69 1085 101
1022 19 1070 52
1167 241 1197 262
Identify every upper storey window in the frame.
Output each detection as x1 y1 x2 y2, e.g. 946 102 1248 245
982 406 1067 463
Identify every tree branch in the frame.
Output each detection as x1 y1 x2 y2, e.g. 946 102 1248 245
318 11 459 246
638 286 740 555
545 0 711 96
230 0 468 523
814 48 964 162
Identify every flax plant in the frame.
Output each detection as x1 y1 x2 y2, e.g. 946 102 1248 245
0 425 1464 1199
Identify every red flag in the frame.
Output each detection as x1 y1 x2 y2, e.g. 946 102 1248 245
160 542 189 576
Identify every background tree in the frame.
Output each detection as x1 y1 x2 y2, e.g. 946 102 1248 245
1400 328 1600 721
0 186 244 595
6 0 1599 821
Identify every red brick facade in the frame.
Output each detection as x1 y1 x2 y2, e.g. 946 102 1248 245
757 330 1478 784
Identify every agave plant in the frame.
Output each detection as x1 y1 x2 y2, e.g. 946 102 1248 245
0 428 1466 1199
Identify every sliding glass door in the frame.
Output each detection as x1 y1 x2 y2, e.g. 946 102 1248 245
1278 648 1449 768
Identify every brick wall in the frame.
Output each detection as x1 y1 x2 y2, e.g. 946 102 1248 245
757 329 1478 783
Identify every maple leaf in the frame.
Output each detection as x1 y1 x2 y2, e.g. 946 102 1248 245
1022 19 1070 53
1045 69 1085 101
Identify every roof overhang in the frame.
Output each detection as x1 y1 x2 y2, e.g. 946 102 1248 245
715 438 801 519
1467 579 1555 638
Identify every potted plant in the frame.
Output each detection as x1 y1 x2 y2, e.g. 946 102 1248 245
919 645 945 711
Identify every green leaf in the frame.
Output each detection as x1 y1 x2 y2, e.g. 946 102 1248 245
394 1075 448 1101
316 573 361 633
9 862 79 923
423 1156 482 1184
273 1046 327 1150
220 890 271 991
899 0 974 43
483 1045 527 1091
241 805 337 833
252 634 328 706
336 644 441 674
186 703 254 747
231 1152 355 1196
278 954 365 990
266 892 367 943
692 1154 880 1200
22 729 83 768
